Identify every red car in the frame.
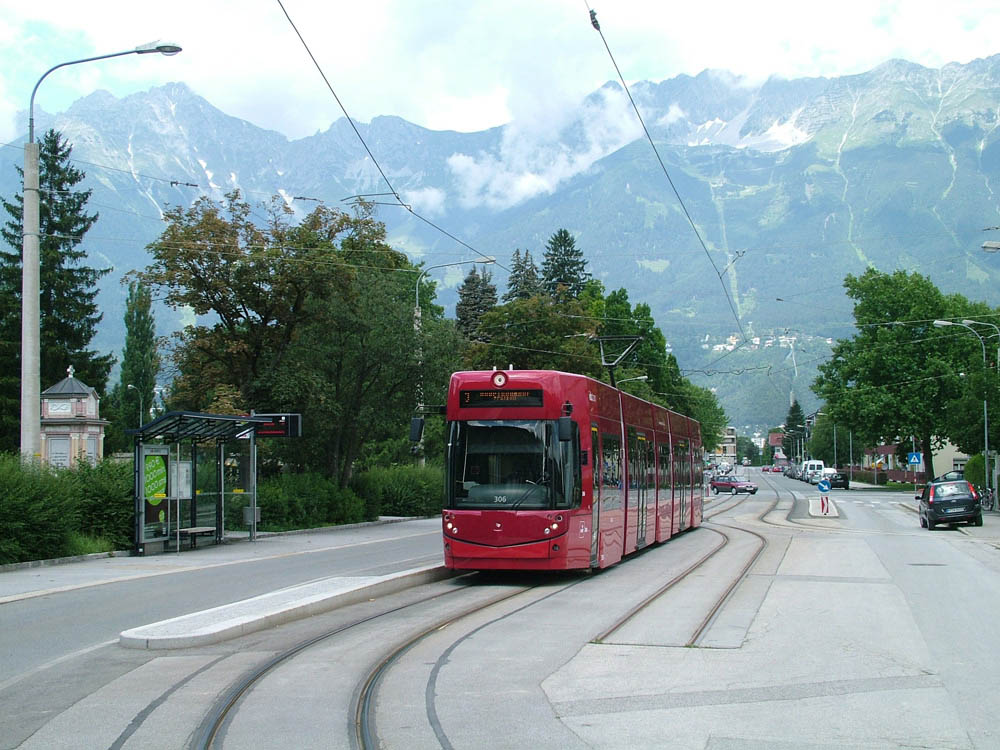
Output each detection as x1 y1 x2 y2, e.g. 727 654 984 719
710 475 758 495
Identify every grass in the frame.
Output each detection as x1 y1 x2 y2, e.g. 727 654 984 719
63 532 118 556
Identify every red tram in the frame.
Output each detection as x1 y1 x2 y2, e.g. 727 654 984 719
441 369 703 570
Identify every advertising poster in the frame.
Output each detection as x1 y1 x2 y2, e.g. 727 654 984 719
144 453 168 533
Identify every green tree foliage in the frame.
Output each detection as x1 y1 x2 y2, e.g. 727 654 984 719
0 130 113 450
541 228 590 300
502 249 542 302
812 269 964 472
808 412 853 468
736 436 759 465
464 265 727 450
932 298 1000 461
465 295 602 375
782 400 805 461
455 265 497 341
139 192 361 409
138 194 462 487
105 282 160 452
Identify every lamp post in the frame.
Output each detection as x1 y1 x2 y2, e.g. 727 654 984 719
935 319 989 489
126 384 143 429
20 42 181 458
963 319 1000 489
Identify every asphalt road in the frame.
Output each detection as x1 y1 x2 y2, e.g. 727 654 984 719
0 518 443 690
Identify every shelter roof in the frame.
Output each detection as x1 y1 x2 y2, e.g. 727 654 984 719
126 411 271 442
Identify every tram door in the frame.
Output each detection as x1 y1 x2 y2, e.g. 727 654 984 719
675 438 689 531
590 426 600 567
628 428 649 549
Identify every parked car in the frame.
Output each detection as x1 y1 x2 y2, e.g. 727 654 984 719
822 467 849 489
710 475 758 495
785 465 801 479
917 477 983 528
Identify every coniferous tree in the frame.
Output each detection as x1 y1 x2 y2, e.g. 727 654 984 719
783 400 806 462
0 131 111 383
0 130 113 450
503 249 543 302
105 281 160 451
455 265 497 341
541 228 590 300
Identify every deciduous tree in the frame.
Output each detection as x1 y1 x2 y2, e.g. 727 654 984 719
812 269 962 473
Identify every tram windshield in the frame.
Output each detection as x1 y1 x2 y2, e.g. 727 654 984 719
446 420 579 510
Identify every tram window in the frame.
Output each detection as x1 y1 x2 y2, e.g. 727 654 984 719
602 432 622 510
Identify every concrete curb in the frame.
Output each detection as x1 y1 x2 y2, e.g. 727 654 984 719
119 564 454 650
0 517 424 573
0 549 131 573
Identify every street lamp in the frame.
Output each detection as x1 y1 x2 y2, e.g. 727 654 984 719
935 319 990 489
126 384 143 429
20 42 181 458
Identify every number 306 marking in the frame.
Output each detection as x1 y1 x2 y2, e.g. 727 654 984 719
494 496 508 503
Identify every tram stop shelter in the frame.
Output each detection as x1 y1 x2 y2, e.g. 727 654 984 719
128 411 271 555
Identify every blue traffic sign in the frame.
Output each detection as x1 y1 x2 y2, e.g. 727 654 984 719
817 479 831 493
907 452 922 466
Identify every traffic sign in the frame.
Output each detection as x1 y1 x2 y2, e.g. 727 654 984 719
907 452 922 466
817 479 831 493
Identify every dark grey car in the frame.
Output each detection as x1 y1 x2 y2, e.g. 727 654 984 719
917 479 983 528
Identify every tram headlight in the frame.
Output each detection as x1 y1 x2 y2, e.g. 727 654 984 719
551 523 559 530
544 527 551 535
446 522 453 530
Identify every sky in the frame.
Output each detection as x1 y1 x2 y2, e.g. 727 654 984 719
1 0 999 145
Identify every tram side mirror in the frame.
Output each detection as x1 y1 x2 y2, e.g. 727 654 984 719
409 417 425 442
557 416 573 442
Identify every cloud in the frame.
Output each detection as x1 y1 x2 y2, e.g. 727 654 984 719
403 186 447 217
447 85 643 209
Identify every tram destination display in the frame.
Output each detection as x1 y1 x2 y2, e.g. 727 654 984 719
460 389 543 408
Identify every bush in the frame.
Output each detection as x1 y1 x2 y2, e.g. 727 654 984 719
257 472 365 530
70 459 134 550
351 464 444 519
0 454 79 564
964 454 985 487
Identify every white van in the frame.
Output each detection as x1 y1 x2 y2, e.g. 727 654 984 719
800 460 825 483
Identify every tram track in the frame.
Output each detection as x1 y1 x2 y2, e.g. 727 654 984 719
189 573 582 750
195 484 789 749
188 580 502 750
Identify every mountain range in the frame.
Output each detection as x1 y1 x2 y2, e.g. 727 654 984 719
4 53 1000 433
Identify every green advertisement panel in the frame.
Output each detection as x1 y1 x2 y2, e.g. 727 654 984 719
143 451 169 538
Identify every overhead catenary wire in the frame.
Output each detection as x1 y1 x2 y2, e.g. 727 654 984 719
274 0 505 272
585 5 747 344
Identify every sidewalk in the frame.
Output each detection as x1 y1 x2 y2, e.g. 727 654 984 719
0 518 453 650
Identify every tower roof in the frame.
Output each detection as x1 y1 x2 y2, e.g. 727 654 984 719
41 365 96 398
